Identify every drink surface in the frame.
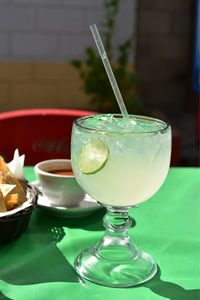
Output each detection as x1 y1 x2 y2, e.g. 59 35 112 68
71 114 171 207
47 169 74 176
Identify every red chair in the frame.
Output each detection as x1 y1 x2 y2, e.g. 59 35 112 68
0 109 97 165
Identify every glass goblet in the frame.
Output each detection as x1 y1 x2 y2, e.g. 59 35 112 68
71 114 171 287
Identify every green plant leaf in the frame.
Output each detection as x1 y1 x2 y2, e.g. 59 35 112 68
71 60 82 69
71 0 146 116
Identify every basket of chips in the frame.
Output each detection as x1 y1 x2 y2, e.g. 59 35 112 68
0 150 38 244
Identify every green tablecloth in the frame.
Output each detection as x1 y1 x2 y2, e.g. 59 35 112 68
0 167 199 300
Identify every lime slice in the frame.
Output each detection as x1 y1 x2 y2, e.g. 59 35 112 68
78 138 109 174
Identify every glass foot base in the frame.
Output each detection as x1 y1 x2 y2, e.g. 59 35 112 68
74 247 157 287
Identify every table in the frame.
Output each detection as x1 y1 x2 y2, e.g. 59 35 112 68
0 167 199 300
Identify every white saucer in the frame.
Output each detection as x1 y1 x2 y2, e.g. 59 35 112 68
31 181 102 218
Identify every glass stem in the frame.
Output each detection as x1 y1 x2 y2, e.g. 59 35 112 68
103 208 132 233
94 208 138 260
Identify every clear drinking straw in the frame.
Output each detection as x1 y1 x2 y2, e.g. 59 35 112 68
90 24 134 125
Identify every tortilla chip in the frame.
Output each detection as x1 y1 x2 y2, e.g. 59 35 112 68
0 156 26 205
5 193 19 211
0 157 8 173
0 156 27 212
0 190 7 212
3 174 26 205
0 184 16 197
18 179 27 193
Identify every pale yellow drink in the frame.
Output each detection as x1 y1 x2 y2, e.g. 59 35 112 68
71 114 171 207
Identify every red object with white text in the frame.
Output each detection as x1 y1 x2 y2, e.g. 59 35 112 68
0 109 97 165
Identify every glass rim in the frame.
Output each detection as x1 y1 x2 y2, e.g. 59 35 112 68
73 114 170 135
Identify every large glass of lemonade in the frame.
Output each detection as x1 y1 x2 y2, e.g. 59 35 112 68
71 114 171 287
72 114 171 207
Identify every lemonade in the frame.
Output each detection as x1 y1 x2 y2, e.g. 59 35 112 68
71 114 171 207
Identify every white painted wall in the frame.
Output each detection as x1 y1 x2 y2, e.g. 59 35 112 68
0 0 137 61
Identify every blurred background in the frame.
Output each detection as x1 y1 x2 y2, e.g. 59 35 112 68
0 0 199 166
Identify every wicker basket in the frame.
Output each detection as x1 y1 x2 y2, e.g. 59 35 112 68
0 183 38 244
